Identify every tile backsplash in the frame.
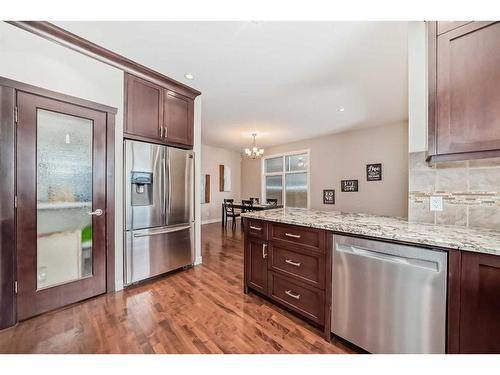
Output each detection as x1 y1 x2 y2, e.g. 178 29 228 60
409 152 500 230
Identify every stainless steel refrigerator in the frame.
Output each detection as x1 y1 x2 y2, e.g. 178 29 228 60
124 139 194 285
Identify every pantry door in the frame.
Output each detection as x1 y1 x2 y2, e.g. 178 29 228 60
16 91 107 320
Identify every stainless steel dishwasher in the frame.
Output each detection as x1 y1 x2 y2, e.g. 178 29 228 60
331 234 447 354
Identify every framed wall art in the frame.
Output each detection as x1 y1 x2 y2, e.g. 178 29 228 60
366 163 382 181
341 179 358 192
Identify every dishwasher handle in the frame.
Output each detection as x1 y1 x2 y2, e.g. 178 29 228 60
335 243 440 272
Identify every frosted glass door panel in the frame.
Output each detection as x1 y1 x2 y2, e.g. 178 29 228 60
36 109 93 290
285 173 307 208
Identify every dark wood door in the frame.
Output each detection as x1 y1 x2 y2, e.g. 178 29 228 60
163 90 193 147
245 237 268 294
16 91 107 320
437 22 500 156
125 73 163 141
459 252 500 353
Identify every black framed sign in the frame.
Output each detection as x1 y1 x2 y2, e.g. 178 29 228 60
341 179 358 192
323 189 335 204
366 163 382 181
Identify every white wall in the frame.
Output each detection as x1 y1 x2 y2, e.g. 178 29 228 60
408 21 427 153
193 98 202 264
241 122 409 218
0 22 203 287
200 145 241 223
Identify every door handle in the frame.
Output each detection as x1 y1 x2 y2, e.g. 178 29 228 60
249 225 262 231
285 233 301 239
262 243 268 259
285 259 301 267
163 126 168 139
285 290 301 300
88 209 103 216
159 126 163 138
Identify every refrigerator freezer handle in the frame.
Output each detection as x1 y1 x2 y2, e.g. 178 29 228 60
190 151 195 223
133 224 192 237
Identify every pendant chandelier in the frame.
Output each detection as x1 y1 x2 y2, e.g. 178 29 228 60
244 133 264 159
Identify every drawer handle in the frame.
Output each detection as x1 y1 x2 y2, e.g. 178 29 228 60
285 290 301 300
285 259 301 267
250 225 262 231
285 233 301 239
262 243 268 259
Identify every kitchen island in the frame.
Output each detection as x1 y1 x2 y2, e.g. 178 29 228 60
241 208 500 354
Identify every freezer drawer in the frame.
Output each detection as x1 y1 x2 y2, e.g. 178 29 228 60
331 234 447 354
125 224 194 285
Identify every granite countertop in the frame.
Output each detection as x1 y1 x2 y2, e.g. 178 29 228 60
241 208 500 256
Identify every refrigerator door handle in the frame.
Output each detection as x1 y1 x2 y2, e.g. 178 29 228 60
133 224 191 238
161 147 167 223
168 152 172 218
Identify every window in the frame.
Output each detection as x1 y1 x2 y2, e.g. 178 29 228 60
262 151 309 208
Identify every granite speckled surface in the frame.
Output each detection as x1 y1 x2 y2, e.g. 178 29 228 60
241 208 500 256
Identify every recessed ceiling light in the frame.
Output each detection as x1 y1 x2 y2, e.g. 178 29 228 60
184 73 194 80
338 107 345 112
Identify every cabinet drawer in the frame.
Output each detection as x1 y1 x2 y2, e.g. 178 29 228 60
269 273 324 324
246 219 267 239
269 244 325 289
270 223 325 252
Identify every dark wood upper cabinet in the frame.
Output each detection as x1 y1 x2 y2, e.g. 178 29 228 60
428 21 500 162
459 252 500 353
124 73 198 148
125 74 163 141
163 90 194 147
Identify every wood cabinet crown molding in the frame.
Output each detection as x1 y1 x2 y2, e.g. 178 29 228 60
6 21 201 99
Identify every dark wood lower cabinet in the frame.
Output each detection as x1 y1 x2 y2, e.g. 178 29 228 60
459 252 500 353
244 219 500 352
244 219 329 340
244 236 268 294
269 272 325 324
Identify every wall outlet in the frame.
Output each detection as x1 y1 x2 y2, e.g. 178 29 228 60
430 196 443 212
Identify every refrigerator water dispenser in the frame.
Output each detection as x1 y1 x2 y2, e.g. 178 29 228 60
131 171 153 206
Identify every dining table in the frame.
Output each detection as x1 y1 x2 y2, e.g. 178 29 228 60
221 202 283 227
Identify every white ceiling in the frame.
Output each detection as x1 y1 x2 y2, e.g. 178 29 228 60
55 21 409 151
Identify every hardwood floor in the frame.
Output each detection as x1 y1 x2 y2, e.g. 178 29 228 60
0 222 354 354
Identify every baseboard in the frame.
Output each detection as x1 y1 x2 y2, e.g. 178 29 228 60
201 218 222 225
201 216 243 225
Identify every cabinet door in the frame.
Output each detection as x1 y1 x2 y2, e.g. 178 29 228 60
437 22 500 155
125 74 163 141
163 90 193 147
459 252 500 353
245 237 268 294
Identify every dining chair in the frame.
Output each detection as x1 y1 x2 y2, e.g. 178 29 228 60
241 200 254 213
250 197 260 205
224 200 240 230
266 198 278 206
